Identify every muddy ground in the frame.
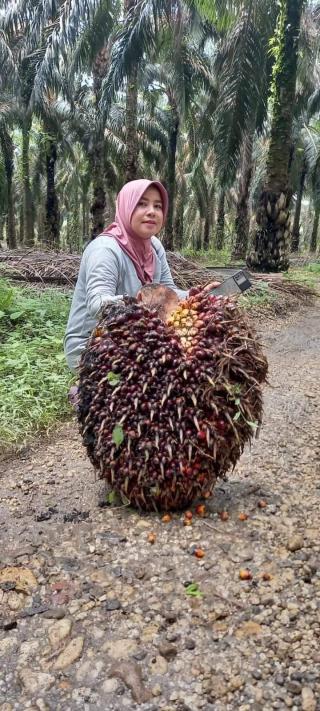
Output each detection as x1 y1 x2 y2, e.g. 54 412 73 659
0 304 319 711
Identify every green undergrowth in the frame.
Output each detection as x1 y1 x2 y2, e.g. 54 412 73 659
0 279 73 452
1 262 317 451
285 264 320 290
181 247 235 267
239 281 276 310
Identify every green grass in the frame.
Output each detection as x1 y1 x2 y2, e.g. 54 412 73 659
239 281 276 310
284 263 320 290
181 247 236 267
0 279 73 451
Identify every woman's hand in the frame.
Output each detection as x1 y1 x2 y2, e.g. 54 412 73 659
202 281 221 294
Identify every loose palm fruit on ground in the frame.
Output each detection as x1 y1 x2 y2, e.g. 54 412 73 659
238 512 249 521
77 286 268 511
194 548 205 559
219 511 229 521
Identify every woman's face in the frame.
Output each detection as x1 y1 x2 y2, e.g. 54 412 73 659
131 186 164 239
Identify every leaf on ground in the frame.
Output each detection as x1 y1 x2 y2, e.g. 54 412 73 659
185 582 203 598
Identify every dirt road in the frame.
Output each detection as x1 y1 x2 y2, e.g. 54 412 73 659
0 305 319 711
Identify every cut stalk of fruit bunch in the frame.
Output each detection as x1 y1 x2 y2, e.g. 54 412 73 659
77 288 268 511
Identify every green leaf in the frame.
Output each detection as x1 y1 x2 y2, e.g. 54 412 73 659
0 311 5 319
185 582 203 598
107 371 121 387
106 490 117 505
9 311 25 320
233 411 241 421
112 424 124 448
247 420 258 430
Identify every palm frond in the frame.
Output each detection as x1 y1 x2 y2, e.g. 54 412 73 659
0 30 18 86
100 0 170 116
31 0 113 106
213 8 267 187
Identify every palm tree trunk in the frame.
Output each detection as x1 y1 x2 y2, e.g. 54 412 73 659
0 215 4 243
291 162 307 251
203 215 210 250
310 207 319 253
163 110 179 251
174 195 184 249
90 139 106 238
44 138 60 248
0 127 16 248
90 66 107 238
125 68 139 181
82 192 88 243
232 133 253 260
248 0 304 272
22 121 35 246
216 191 225 250
19 203 24 244
123 0 139 181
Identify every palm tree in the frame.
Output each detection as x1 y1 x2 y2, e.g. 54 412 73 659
231 131 254 259
248 0 306 271
0 0 116 243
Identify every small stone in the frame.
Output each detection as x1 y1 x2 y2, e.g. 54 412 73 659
18 669 55 694
235 621 263 639
205 674 228 700
76 659 104 683
110 661 151 703
133 649 147 661
103 638 138 660
252 670 262 680
185 638 196 650
287 536 304 553
43 607 66 620
152 684 162 697
102 678 119 693
0 566 37 594
35 700 50 711
150 655 168 675
105 599 122 611
287 681 302 695
140 623 159 643
301 687 316 711
7 592 24 611
48 618 72 647
228 675 245 692
0 705 13 711
158 643 178 661
53 636 84 670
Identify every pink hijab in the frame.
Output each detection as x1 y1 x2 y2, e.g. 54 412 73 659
101 179 169 284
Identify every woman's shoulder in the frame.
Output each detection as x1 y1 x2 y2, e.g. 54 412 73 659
83 235 123 259
151 236 165 256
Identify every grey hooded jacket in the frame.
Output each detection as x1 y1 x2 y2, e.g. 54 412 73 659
64 235 187 371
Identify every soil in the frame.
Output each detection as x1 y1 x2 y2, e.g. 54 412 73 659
0 304 319 711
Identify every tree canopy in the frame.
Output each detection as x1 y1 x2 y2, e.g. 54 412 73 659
0 0 320 268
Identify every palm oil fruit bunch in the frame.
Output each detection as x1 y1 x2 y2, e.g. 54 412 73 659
77 290 268 511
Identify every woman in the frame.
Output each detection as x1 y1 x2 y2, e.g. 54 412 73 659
64 178 218 372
